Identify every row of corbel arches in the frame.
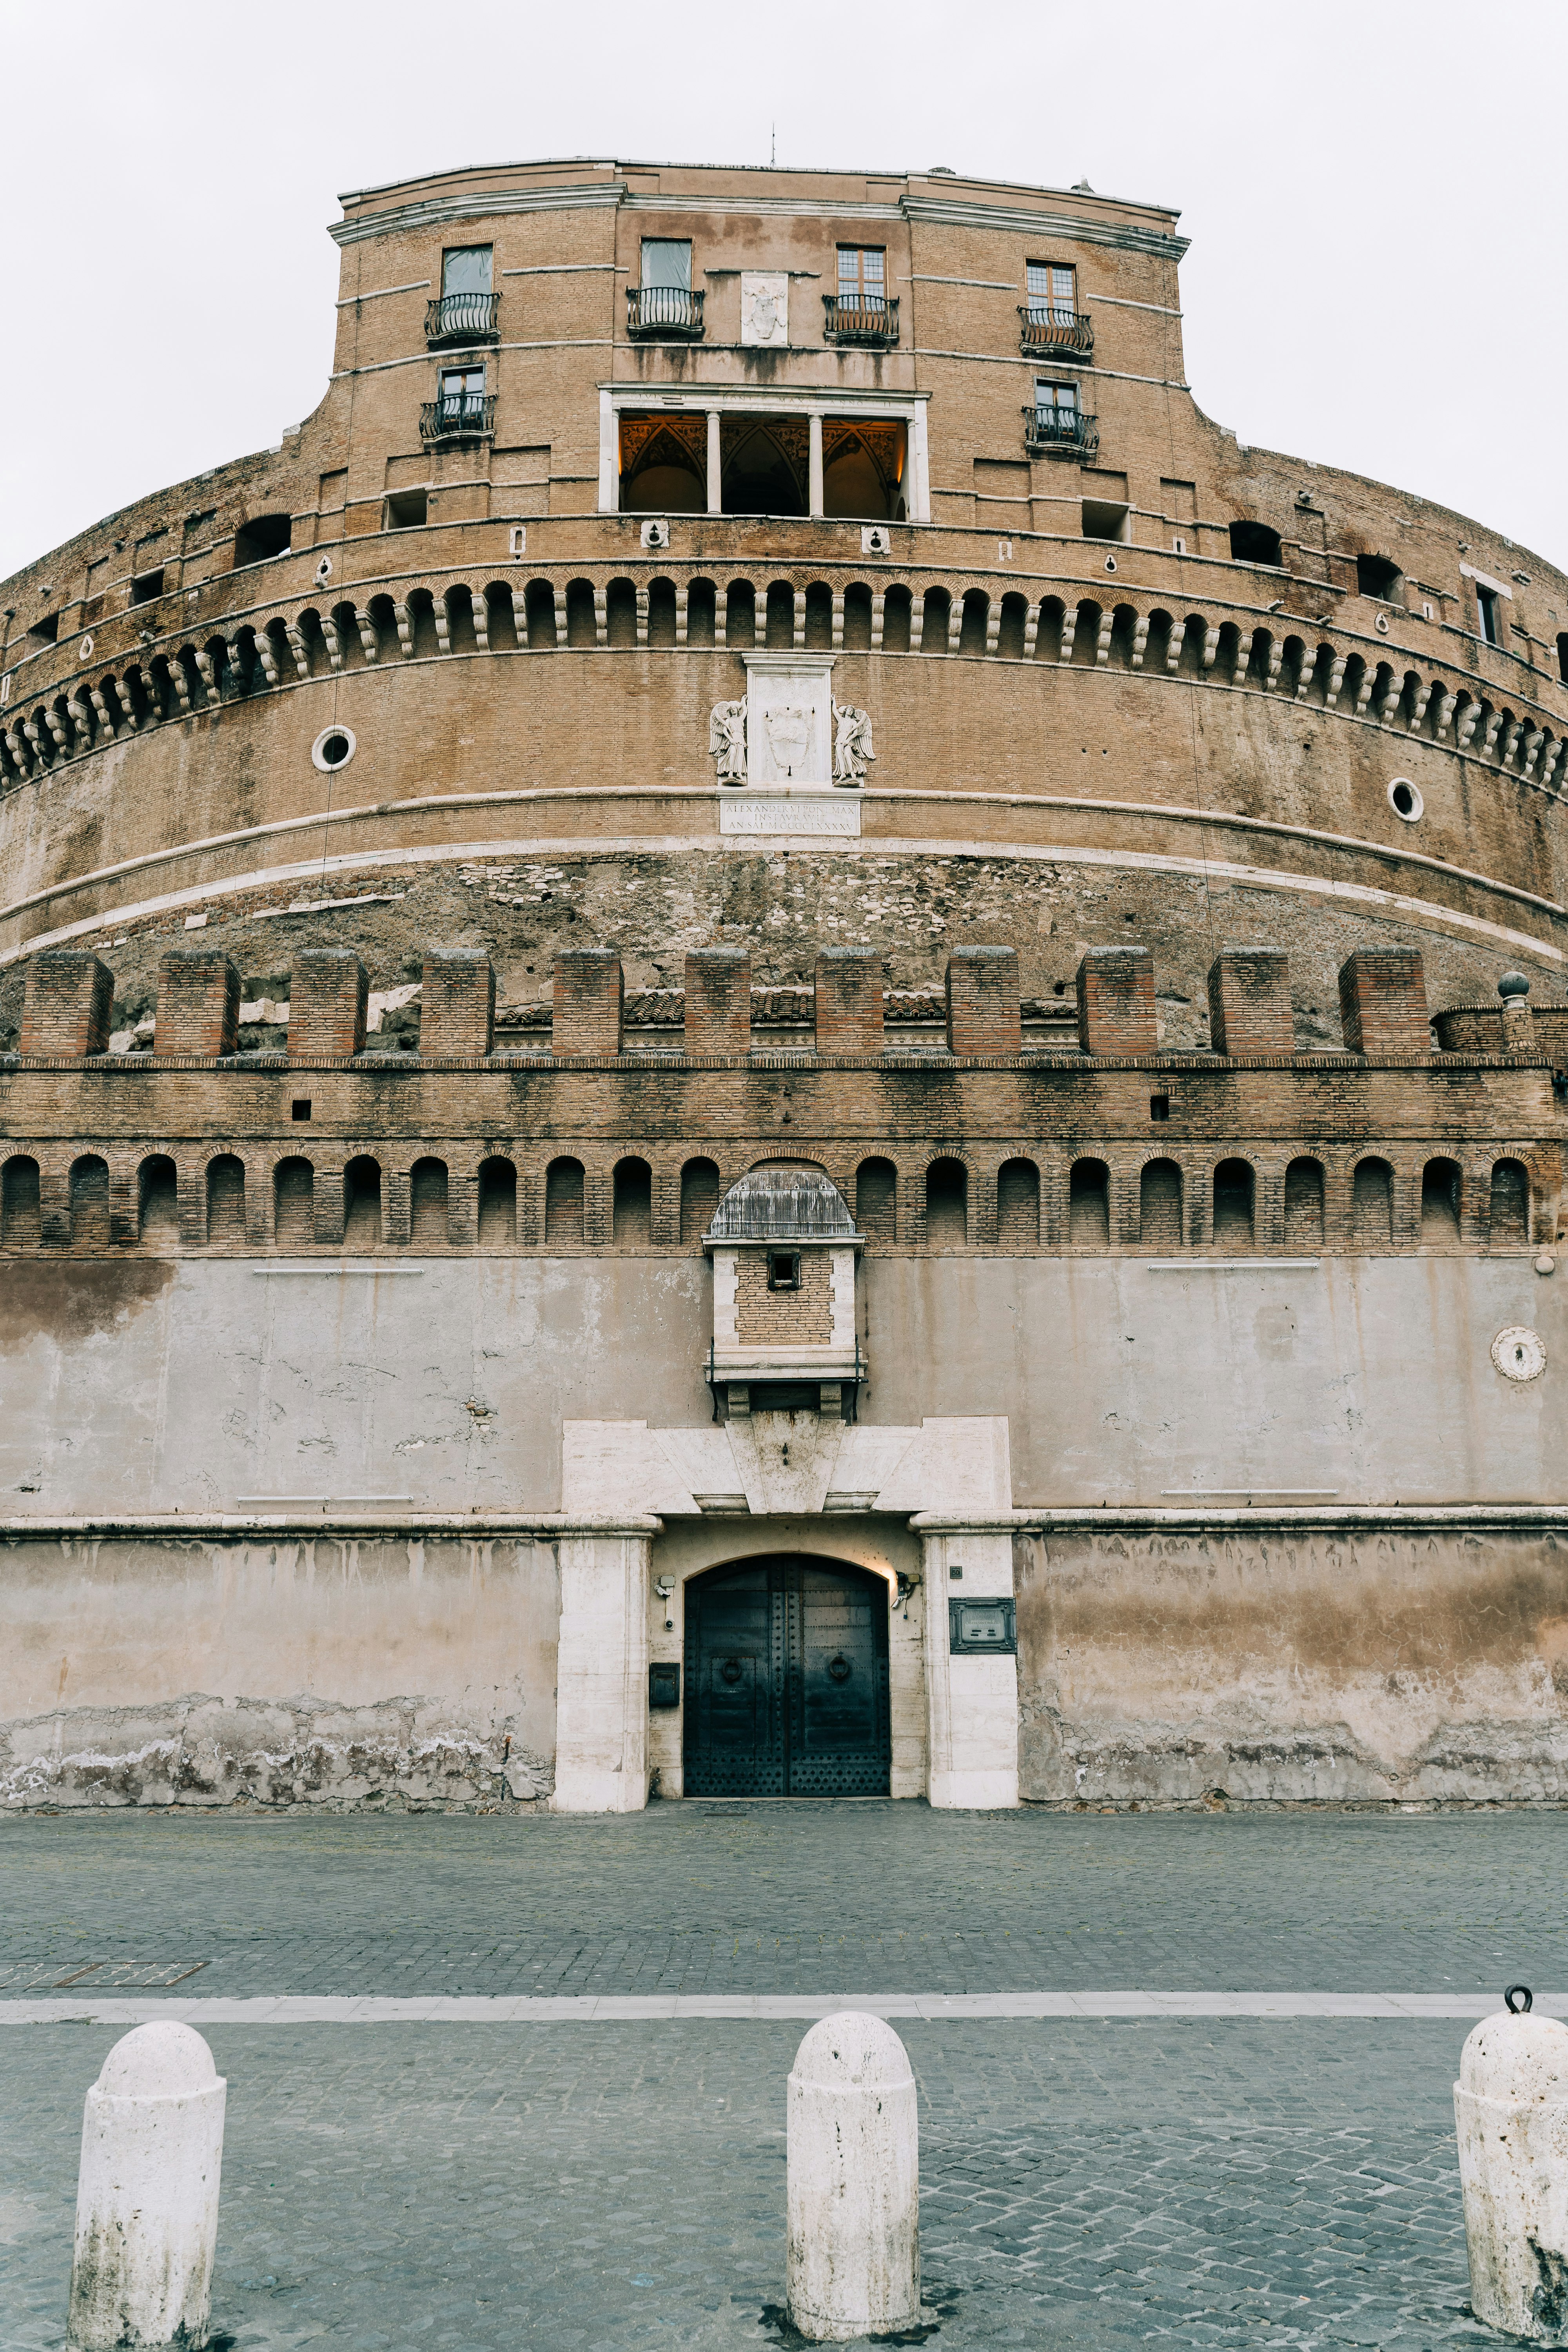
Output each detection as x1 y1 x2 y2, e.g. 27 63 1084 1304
3 570 1563 795
0 1141 1543 1254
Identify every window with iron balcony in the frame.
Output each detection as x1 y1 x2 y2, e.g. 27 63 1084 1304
1024 379 1098 457
627 239 704 338
1019 261 1093 356
825 247 898 344
426 246 499 346
421 365 495 446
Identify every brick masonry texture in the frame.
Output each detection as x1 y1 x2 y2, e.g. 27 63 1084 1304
735 1248 831 1344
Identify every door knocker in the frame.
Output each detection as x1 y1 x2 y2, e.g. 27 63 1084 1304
719 1657 744 1686
827 1654 852 1682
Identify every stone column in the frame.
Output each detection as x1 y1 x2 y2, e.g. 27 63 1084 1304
706 410 722 514
808 413 824 518
913 1519 1019 1808
553 1521 662 1811
598 390 619 513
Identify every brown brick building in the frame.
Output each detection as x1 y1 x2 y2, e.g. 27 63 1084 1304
0 159 1564 1816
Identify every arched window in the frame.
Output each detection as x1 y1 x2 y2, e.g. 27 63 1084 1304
646 578 677 648
1069 1158 1109 1245
274 1158 313 1246
410 1157 449 1246
524 579 557 650
765 581 796 648
996 1158 1039 1247
1357 553 1405 604
880 584 912 653
680 1157 720 1244
723 423 806 517
234 513 290 567
138 1154 178 1248
724 581 756 649
545 1156 584 1244
1490 1158 1529 1245
856 1157 897 1244
804 583 833 649
344 1156 383 1249
605 579 638 649
1420 1157 1461 1241
70 1154 110 1249
613 1156 652 1244
619 418 705 514
920 586 950 653
482 582 519 651
996 592 1028 660
1353 1156 1393 1246
925 1158 967 1247
564 579 596 648
2 1155 41 1248
477 1156 517 1246
1284 1157 1324 1247
206 1154 245 1245
1230 519 1282 566
842 583 873 652
958 589 989 656
687 578 717 647
1212 1159 1255 1247
1139 1158 1183 1247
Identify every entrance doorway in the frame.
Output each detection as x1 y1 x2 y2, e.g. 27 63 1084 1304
683 1556 891 1797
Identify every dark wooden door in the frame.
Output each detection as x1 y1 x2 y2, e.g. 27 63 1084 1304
683 1557 890 1797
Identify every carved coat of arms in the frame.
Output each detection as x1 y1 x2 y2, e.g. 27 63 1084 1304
764 704 811 778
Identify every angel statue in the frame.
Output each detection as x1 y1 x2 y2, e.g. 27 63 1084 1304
831 700 875 786
709 699 748 784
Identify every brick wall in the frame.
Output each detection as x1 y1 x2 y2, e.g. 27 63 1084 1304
735 1247 833 1343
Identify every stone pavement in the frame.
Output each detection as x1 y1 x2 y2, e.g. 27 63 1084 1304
0 1804 1563 1996
2 1807 1564 2348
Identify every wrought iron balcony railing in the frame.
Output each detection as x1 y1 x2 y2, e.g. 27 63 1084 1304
425 292 501 346
1018 305 1094 357
1022 403 1100 458
419 394 497 446
626 286 705 338
822 293 900 346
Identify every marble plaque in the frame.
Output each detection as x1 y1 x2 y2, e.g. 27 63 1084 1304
740 272 789 348
742 652 833 783
719 793 862 837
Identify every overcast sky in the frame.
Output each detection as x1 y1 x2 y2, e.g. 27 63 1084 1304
2 0 1563 582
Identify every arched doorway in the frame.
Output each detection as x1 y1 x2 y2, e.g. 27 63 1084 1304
683 1556 891 1796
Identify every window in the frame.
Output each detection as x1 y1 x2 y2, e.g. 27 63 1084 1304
129 568 164 605
641 239 691 291
1357 553 1405 604
1477 584 1502 645
437 365 486 426
442 245 492 296
1034 380 1078 422
766 1250 801 1291
1027 261 1076 322
1230 519 1283 566
234 513 291 567
27 611 59 644
1557 632 1568 684
385 488 428 530
837 246 887 311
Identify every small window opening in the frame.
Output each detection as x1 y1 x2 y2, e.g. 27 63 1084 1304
291 1098 311 1121
385 488 428 530
1082 499 1131 544
767 1250 801 1291
27 611 59 644
1357 553 1405 604
1388 777 1423 821
1230 519 1283 567
129 568 165 606
1476 585 1502 646
1556 632 1568 685
318 732 351 769
1149 1093 1170 1121
442 245 492 296
234 513 291 568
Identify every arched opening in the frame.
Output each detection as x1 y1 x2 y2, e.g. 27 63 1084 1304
682 1555 891 1796
619 418 705 515
1284 1156 1324 1247
996 593 1028 660
804 583 833 649
2 1154 41 1248
1353 1156 1393 1246
605 579 638 649
1212 1159 1255 1248
545 1155 584 1243
483 583 519 651
477 1156 516 1246
765 581 795 649
1068 1158 1109 1245
924 1157 967 1247
344 1156 383 1249
725 581 756 649
564 580 596 648
643 578 675 648
70 1155 110 1249
680 1157 720 1244
880 584 911 653
1357 553 1405 604
206 1154 245 1245
524 579 557 650
613 1156 652 1244
1489 1158 1529 1245
856 1156 896 1243
138 1155 178 1250
1230 519 1283 567
410 1156 449 1246
687 578 717 647
234 513 290 568
274 1158 313 1246
722 422 806 517
1420 1157 1461 1242
842 583 873 652
958 589 989 657
920 586 950 654
1139 1158 1183 1247
996 1158 1040 1246
822 426 898 521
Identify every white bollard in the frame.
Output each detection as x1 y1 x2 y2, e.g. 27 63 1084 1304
67 2021 227 2351
1454 1987 1568 2345
786 2010 920 2343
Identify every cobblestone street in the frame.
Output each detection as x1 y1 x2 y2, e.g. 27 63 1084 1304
2 1808 1563 2347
